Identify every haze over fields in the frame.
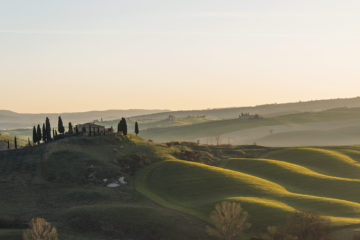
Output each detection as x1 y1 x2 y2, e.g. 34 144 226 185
2 97 360 147
2 1 360 240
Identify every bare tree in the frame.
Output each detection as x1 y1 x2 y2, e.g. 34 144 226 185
23 218 58 240
206 201 251 240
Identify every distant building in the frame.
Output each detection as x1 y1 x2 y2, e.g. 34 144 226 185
76 123 106 136
238 113 261 120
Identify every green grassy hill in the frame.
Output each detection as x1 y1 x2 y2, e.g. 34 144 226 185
136 146 360 237
0 135 207 240
3 135 360 239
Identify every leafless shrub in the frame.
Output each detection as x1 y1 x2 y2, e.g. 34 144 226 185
206 201 251 240
23 218 58 240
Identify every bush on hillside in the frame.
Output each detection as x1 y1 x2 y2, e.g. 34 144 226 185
353 231 360 240
23 218 58 240
254 211 332 240
206 201 251 240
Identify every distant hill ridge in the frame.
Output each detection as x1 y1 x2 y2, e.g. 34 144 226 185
2 96 360 130
0 109 167 130
131 97 360 121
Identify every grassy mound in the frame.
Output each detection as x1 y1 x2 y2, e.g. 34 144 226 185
262 147 360 178
136 157 360 232
220 158 360 202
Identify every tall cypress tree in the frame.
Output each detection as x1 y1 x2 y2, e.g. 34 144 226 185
33 126 37 144
36 124 42 144
45 117 51 141
135 122 139 136
122 118 128 136
58 116 65 134
42 124 47 142
7 140 10 149
117 119 122 133
68 122 73 134
14 136 17 149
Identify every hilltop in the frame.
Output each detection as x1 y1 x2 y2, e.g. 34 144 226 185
0 135 208 240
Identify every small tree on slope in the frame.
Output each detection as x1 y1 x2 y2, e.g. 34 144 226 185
135 121 139 136
36 125 42 145
206 201 251 240
23 218 58 240
58 116 65 134
32 126 37 144
45 117 51 141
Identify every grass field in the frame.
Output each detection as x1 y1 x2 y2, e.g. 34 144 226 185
0 135 208 240
3 135 360 239
136 146 360 237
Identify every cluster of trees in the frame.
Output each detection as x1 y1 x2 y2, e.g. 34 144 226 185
117 118 139 136
32 116 72 145
117 118 128 135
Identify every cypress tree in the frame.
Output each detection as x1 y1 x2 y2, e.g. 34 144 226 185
14 136 17 149
75 126 79 135
68 122 73 134
117 120 122 133
28 138 31 146
122 118 128 136
42 124 47 142
45 117 51 141
135 122 139 136
33 126 37 144
36 124 42 144
58 116 65 134
7 140 10 149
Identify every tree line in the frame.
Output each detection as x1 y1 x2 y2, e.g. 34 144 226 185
32 116 68 145
6 116 140 150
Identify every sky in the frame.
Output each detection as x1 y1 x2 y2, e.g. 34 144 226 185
0 0 359 113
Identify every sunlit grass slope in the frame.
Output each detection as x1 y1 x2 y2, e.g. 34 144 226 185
221 158 360 202
262 148 360 178
136 159 360 230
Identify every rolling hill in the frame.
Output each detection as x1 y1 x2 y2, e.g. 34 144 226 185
0 135 207 240
131 96 360 121
140 107 360 146
136 146 360 237
3 134 360 239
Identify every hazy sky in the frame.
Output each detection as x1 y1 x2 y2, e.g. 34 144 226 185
1 0 359 113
